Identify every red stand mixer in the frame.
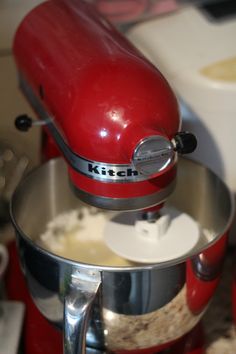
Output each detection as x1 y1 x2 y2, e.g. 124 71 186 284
13 0 194 209
6 1 233 354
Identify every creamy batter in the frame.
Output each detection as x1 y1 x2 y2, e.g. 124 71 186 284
37 207 212 267
37 207 135 266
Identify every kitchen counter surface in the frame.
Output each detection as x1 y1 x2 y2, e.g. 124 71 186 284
204 248 236 354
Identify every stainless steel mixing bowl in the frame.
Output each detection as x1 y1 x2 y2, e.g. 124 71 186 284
10 157 234 354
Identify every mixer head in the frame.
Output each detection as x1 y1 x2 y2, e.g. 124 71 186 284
13 0 196 212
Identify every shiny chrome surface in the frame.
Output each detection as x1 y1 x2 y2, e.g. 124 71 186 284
10 157 234 352
132 135 176 176
64 268 101 354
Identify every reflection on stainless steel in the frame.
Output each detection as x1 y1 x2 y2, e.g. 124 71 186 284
10 157 234 353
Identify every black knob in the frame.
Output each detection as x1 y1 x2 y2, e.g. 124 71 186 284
173 131 197 154
15 114 33 132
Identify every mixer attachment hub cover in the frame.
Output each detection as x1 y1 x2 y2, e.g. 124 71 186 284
104 207 200 263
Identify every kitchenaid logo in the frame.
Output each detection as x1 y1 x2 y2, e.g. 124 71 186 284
86 162 142 181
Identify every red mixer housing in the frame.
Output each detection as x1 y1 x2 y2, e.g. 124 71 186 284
12 0 190 211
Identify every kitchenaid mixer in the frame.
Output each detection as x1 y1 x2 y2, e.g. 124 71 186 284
13 0 198 211
13 0 199 263
9 0 234 353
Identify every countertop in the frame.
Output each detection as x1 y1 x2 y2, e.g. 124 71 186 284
204 249 236 354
